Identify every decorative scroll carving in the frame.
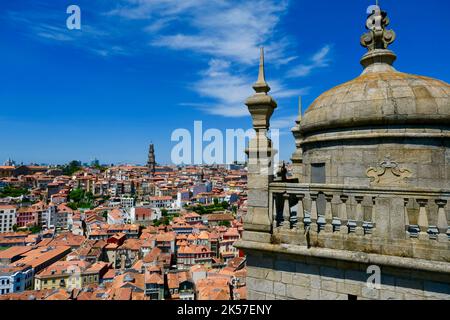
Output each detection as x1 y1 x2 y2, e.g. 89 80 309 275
366 156 412 185
360 5 396 51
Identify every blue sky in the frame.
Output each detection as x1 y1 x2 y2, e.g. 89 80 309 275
1 0 449 165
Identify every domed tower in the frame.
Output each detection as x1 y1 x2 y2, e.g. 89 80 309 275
238 4 450 301
294 5 450 189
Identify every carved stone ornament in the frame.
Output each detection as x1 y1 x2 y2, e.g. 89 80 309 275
366 156 412 185
360 5 396 51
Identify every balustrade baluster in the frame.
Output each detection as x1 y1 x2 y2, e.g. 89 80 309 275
416 199 429 240
324 194 334 233
272 193 278 229
340 195 349 234
295 194 305 232
310 193 319 233
370 197 377 234
404 198 410 238
436 199 448 242
355 196 364 236
282 193 291 229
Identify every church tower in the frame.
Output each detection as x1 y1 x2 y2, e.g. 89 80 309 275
147 143 156 176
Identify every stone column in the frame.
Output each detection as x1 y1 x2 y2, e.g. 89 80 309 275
389 197 407 240
436 199 448 242
242 48 278 244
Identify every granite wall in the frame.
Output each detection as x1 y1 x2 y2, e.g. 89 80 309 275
245 250 450 300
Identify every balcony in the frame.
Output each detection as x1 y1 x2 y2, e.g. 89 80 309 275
268 182 450 263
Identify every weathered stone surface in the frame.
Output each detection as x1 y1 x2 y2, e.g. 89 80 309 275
265 270 282 282
274 282 286 296
293 274 310 287
241 230 271 243
321 280 337 292
281 272 293 284
361 286 380 300
380 290 404 300
248 290 267 300
286 284 310 300
247 277 274 294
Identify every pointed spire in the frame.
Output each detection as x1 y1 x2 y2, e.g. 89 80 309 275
253 47 271 94
257 47 266 84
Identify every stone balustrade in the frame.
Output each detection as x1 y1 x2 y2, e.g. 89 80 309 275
268 182 450 261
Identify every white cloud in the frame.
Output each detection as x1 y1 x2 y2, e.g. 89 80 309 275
271 116 297 130
110 0 290 65
186 58 308 118
8 1 333 118
106 0 312 118
287 44 332 78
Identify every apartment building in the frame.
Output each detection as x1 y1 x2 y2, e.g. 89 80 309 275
0 263 33 295
0 205 17 233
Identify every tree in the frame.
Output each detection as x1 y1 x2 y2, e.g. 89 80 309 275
221 201 229 209
29 225 41 234
12 224 18 232
219 221 231 227
66 202 78 210
0 185 29 198
161 209 168 217
62 160 82 176
92 164 108 172
69 188 85 203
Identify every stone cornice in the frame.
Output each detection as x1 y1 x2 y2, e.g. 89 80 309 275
300 127 450 146
236 240 450 275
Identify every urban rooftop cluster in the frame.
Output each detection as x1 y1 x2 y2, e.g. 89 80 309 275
0 153 250 300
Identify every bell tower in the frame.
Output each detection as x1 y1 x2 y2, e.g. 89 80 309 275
147 143 156 176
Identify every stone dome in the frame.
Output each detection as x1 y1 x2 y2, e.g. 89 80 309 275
299 9 450 135
300 52 450 134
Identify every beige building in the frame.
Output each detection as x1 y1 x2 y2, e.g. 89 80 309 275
236 5 450 300
34 260 101 291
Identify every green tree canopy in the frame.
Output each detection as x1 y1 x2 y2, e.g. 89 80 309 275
62 160 82 176
0 185 29 198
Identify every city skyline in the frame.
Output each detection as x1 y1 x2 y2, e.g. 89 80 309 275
1 0 450 165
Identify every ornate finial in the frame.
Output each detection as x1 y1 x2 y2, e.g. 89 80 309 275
252 47 271 94
360 4 396 51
